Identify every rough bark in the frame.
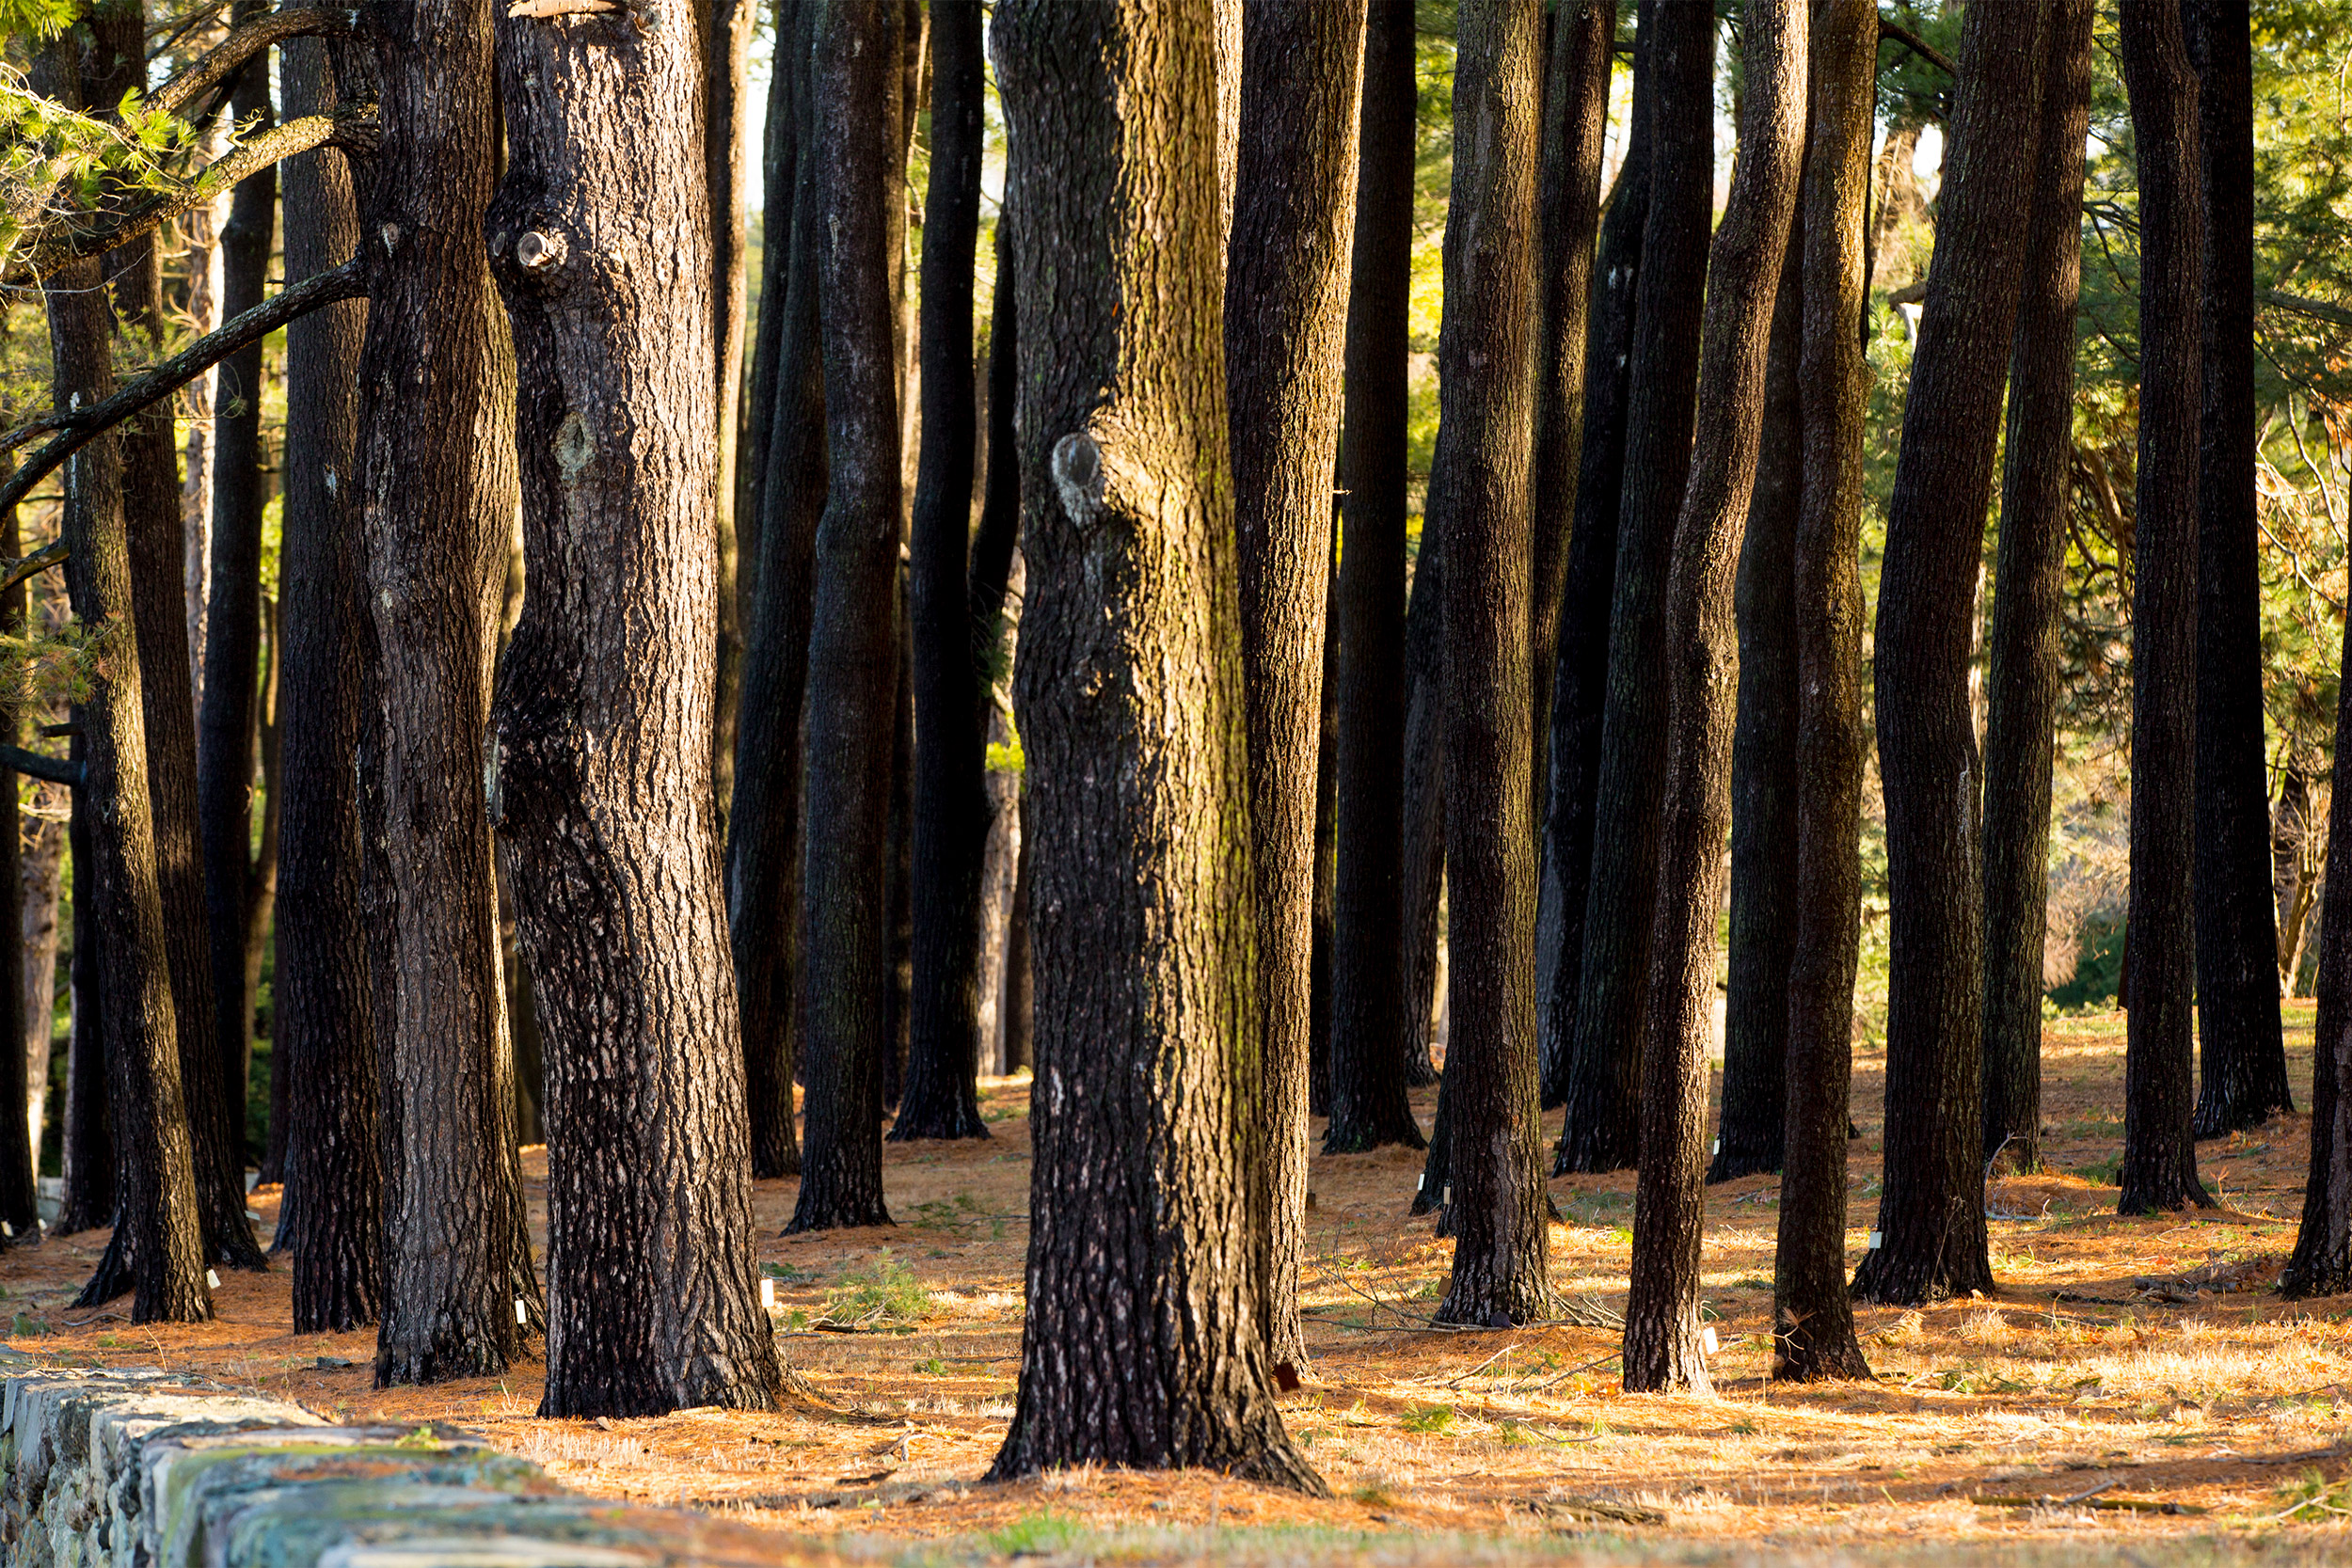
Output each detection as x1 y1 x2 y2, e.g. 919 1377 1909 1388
789 0 905 1236
2116 0 2214 1218
1979 0 2094 1178
1853 0 2049 1307
2284 667 2352 1294
1622 0 1806 1396
1711 246 1804 1184
897 0 991 1145
987 0 1320 1491
1326 0 1427 1158
726 0 822 1181
1772 0 1875 1386
2185 0 2289 1138
361 0 538 1386
1556 0 1713 1177
1430 0 1548 1330
1228 0 1366 1370
276 12 382 1334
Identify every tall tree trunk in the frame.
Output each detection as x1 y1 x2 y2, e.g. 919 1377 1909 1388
1536 24 1652 1114
1228 0 1367 1371
23 810 65 1180
1000 814 1032 1074
56 746 114 1237
707 0 755 830
1980 0 2094 1177
1430 0 1547 1329
1853 0 2049 1307
737 0 803 623
1711 245 1804 1184
988 0 1320 1491
2185 0 2288 1137
1308 576 1340 1121
277 10 382 1333
1623 0 1806 1396
1399 520 1446 1095
2284 644 2352 1293
2116 0 2214 1217
1327 0 1428 1157
789 0 905 1235
0 474 32 1243
1556 0 1712 1177
1773 0 1875 1385
486 0 784 1417
898 0 991 1144
727 1 822 1180
362 0 538 1386
247 597 282 1181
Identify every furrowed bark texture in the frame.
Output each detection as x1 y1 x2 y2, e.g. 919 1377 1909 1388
1853 0 2049 1306
1773 0 1875 1385
361 0 537 1386
1712 245 1804 1184
277 13 382 1335
988 0 1321 1492
1431 0 1548 1330
487 0 784 1418
1622 0 1806 1396
726 0 821 1180
1537 19 1653 1112
1980 0 2094 1177
1557 0 1712 1177
2116 0 2214 1217
2185 0 2289 1138
1227 0 1367 1370
1326 0 1426 1158
789 0 904 1236
898 0 991 1145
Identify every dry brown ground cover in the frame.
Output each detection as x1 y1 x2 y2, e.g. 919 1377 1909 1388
7 1006 2352 1565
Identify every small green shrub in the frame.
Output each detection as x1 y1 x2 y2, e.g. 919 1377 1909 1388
821 1250 933 1326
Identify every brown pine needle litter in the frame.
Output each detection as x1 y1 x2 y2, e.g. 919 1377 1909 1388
8 1005 2352 1562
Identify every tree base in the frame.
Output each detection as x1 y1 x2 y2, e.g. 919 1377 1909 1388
1323 1112 1426 1155
785 1194 894 1234
1705 1144 1781 1183
886 1104 992 1143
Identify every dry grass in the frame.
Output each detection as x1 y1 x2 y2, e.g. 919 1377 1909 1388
5 1004 2350 1563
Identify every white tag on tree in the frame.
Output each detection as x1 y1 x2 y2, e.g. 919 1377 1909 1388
1416 1173 1424 1192
1442 1185 1453 1206
515 1298 528 1325
760 1277 775 1309
205 1269 220 1290
1702 1326 1719 1355
1867 1230 1883 1249
2 1220 12 1237
1711 1140 1720 1156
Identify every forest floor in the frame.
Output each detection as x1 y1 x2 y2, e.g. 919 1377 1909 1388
5 1007 2349 1566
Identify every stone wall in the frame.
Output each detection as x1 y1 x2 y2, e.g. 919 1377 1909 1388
1 1362 832 1567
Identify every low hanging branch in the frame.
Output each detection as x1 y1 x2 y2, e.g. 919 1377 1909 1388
0 256 369 517
1878 14 1956 75
149 7 358 119
0 745 83 789
0 541 67 600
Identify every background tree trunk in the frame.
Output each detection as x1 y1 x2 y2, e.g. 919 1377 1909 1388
0 476 32 1243
1980 0 2095 1178
1853 0 2049 1307
707 0 755 831
987 0 1319 1491
22 810 65 1181
1399 518 1446 1097
2116 0 2214 1218
1557 0 1713 1177
56 751 113 1238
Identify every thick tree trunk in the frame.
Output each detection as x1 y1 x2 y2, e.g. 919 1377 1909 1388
789 0 905 1235
1711 246 1804 1184
1980 0 2095 1178
1853 0 2049 1307
897 0 991 1145
1772 0 1875 1386
1556 0 1712 1177
988 0 1320 1491
1228 0 1366 1371
1622 0 1806 1396
56 755 114 1237
1536 22 1652 1114
1327 0 1428 1158
486 0 784 1418
727 0 822 1181
0 478 31 1242
2116 0 2214 1217
2185 0 2289 1138
276 13 382 1333
361 0 538 1386
1430 0 1547 1330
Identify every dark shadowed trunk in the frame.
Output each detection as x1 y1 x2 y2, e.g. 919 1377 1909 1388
1980 0 2094 1178
0 476 30 1243
1400 520 1447 1096
738 0 803 625
1228 0 1367 1370
1556 0 1712 1176
2283 663 2352 1294
1431 0 1547 1330
1327 0 1428 1158
2116 0 2213 1218
707 0 755 827
897 0 991 1145
1309 590 1341 1122
362 0 538 1386
987 0 1321 1491
2185 0 2288 1138
487 0 785 1417
1622 0 1805 1396
1853 0 2049 1307
57 750 114 1237
789 0 904 1235
1772 0 1874 1385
